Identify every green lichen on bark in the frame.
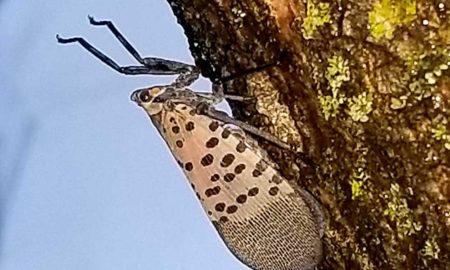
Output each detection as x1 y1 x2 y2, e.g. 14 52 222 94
432 123 450 150
369 0 416 40
325 55 350 90
347 92 373 122
383 183 423 237
350 167 370 200
302 0 331 39
319 54 374 122
318 55 349 120
422 236 441 260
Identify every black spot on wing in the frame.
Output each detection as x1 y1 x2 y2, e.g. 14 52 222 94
221 153 235 167
206 137 219 148
209 121 219 131
201 154 214 166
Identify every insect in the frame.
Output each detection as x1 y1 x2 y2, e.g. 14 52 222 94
57 17 325 270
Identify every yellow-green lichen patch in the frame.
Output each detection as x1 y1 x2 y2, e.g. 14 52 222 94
347 92 373 122
368 0 416 40
302 0 331 39
390 47 450 110
421 237 441 259
319 55 351 120
408 79 433 101
424 61 449 85
407 47 450 77
390 96 407 110
431 123 450 150
411 48 450 101
383 183 422 237
318 93 345 120
349 148 370 200
326 55 351 92
351 179 364 199
350 169 370 200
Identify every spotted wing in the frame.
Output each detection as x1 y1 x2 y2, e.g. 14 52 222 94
152 104 322 270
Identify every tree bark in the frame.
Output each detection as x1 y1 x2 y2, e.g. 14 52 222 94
166 0 450 269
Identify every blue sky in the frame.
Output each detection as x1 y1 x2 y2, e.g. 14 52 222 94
0 1 245 269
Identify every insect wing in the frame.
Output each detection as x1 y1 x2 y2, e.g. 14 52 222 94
149 103 322 270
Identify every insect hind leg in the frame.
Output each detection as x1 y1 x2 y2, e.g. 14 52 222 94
88 16 144 65
195 103 293 151
89 16 200 86
57 16 200 87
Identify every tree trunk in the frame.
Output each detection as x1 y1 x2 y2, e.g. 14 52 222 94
166 0 450 269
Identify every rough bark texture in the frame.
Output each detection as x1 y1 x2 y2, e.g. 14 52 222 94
165 0 450 269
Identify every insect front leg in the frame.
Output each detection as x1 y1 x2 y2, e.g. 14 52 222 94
212 83 254 102
192 83 254 106
208 61 280 102
57 16 200 87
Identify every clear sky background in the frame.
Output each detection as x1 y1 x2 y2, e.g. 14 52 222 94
0 1 246 269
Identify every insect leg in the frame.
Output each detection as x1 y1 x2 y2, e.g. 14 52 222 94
188 83 253 106
87 16 150 66
196 103 293 151
194 93 252 106
56 34 146 75
57 16 200 86
88 16 200 86
212 83 253 103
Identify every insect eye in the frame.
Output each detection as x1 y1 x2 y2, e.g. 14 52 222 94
139 90 151 102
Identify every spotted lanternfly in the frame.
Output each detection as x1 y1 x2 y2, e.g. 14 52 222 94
57 17 325 270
